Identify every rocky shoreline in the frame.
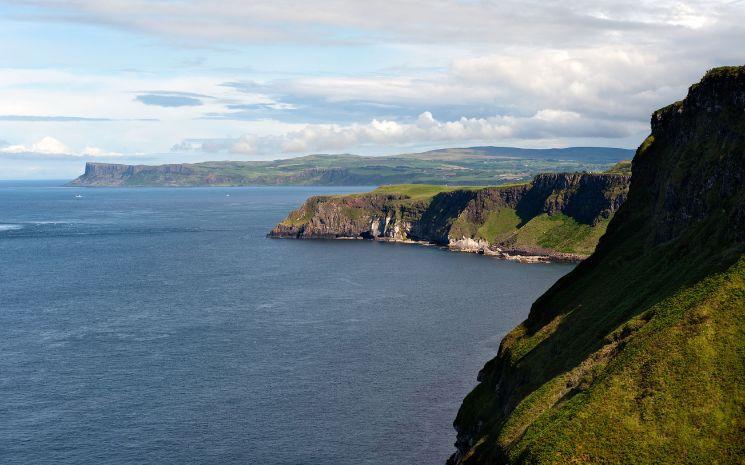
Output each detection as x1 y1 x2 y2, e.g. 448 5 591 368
269 227 587 263
446 237 586 263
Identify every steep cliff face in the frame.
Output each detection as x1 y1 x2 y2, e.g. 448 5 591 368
69 162 197 186
449 67 745 464
269 193 425 240
269 173 629 261
518 172 629 224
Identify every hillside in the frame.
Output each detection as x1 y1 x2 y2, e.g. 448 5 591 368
268 172 630 262
448 67 745 464
605 160 632 175
67 146 632 187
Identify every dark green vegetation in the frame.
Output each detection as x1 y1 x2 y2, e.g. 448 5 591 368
269 172 629 261
68 146 632 187
449 67 745 464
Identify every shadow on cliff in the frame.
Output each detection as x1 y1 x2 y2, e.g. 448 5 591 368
514 173 630 227
412 190 479 243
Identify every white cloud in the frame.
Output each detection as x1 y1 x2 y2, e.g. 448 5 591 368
16 1 744 46
82 146 123 157
178 110 639 156
0 136 120 158
0 136 72 155
243 46 700 126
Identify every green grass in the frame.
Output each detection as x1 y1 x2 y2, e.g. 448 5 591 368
505 258 745 464
456 220 744 464
370 183 479 200
605 160 632 175
509 213 611 254
476 208 522 242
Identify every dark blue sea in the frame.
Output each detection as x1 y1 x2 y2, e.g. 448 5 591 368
0 181 572 465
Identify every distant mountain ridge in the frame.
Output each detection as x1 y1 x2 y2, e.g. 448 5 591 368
67 146 633 187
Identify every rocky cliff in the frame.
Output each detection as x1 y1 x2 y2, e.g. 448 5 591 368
69 162 197 186
269 172 630 262
448 67 745 464
67 161 353 187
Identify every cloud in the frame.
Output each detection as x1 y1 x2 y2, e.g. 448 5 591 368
0 136 72 155
176 110 641 156
211 45 710 131
135 94 204 107
0 115 158 122
134 90 215 108
139 90 214 99
0 115 114 122
12 1 744 47
81 146 122 157
0 136 120 157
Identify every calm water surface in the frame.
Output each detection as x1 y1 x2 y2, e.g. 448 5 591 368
0 182 572 464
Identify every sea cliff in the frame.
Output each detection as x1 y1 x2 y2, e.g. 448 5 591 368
448 67 745 464
269 172 630 262
71 162 197 186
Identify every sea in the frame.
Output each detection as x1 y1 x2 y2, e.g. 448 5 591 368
0 181 573 465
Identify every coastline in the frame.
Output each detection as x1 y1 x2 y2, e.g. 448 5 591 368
267 233 586 264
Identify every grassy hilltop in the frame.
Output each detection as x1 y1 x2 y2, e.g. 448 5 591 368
448 67 745 464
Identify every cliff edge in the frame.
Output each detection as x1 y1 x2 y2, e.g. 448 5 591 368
448 67 745 464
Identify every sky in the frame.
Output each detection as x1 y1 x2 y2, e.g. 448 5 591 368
1 0 744 179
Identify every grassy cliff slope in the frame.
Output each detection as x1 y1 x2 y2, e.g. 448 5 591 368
448 67 745 464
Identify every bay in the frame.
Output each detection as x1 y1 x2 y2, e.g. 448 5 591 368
0 182 572 464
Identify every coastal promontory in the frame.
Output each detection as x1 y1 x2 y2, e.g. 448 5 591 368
269 171 630 262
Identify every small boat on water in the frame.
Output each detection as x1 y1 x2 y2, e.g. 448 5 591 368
74 194 83 198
